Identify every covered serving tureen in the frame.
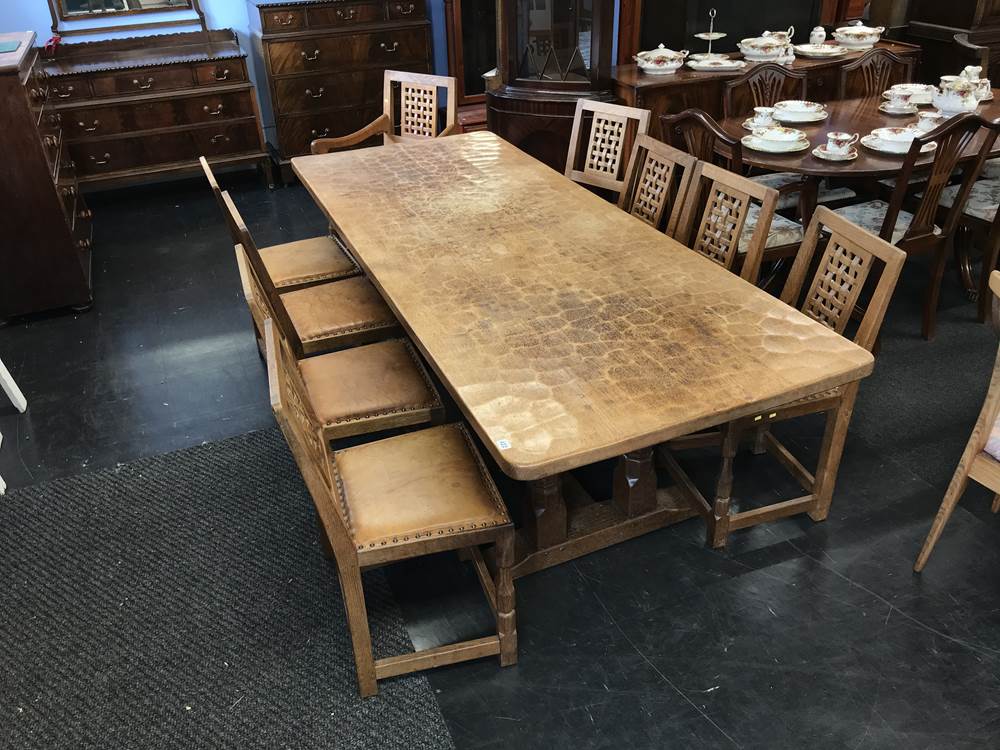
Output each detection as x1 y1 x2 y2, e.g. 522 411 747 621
738 26 794 62
832 21 885 49
633 44 689 74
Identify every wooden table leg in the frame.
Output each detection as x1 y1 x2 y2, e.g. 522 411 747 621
809 382 860 523
798 176 820 228
525 475 567 550
613 447 657 518
709 422 741 549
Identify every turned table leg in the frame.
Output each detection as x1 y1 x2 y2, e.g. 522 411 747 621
613 447 657 518
709 422 741 549
525 474 567 550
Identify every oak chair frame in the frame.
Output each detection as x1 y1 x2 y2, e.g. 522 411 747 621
837 47 915 99
0 356 28 496
564 98 651 198
617 134 698 237
662 207 906 548
722 63 808 119
675 161 780 285
915 271 1000 571
311 70 458 153
871 113 1000 339
264 318 517 696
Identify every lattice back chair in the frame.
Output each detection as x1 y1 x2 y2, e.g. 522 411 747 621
837 48 915 99
674 161 781 284
312 70 457 153
831 113 1000 339
915 271 1000 571
617 134 698 237
263 317 517 697
564 99 651 198
218 191 398 358
662 207 906 549
722 63 808 119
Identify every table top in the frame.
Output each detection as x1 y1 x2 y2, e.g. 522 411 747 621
613 41 919 91
720 94 1000 177
292 132 874 481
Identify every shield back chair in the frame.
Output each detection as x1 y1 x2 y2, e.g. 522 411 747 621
722 62 808 119
617 134 698 238
311 70 457 154
263 318 517 697
221 190 400 358
674 160 793 284
915 271 1000 571
200 158 359 295
0 356 28 496
831 113 1000 340
564 99 651 200
662 207 906 548
837 48 915 99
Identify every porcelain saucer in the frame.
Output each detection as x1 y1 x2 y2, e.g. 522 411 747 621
861 134 937 155
813 144 858 162
878 102 919 116
743 118 775 131
773 111 829 124
742 135 811 154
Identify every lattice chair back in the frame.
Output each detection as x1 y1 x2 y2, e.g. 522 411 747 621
781 206 906 352
617 134 698 237
384 70 457 143
660 109 744 174
885 113 1000 246
838 48 914 98
676 161 777 284
565 99 651 197
263 318 354 554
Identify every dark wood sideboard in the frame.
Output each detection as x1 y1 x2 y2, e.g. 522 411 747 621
247 0 433 173
40 29 271 190
614 40 922 140
0 31 92 321
907 0 1000 82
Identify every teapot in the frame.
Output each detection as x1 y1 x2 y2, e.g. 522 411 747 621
934 78 981 115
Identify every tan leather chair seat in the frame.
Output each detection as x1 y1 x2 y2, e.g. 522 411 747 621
281 276 399 354
333 424 510 551
298 339 442 436
261 236 359 291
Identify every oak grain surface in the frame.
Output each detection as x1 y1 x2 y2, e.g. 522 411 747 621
293 131 873 480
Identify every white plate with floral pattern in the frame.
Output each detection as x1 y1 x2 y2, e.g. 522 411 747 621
742 135 811 153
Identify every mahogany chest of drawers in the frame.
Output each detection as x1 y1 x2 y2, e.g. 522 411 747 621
41 29 271 189
248 0 433 166
0 31 92 320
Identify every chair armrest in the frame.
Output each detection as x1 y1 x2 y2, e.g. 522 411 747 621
311 114 392 154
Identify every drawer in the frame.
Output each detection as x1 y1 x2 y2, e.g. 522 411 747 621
179 90 258 125
262 7 307 31
69 139 142 176
277 107 381 157
89 66 194 97
49 76 90 102
307 2 385 29
266 27 428 75
193 61 248 85
63 105 124 138
273 66 407 114
193 121 265 157
388 0 425 20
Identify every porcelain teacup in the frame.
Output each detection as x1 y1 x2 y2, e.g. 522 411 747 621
916 111 945 133
752 106 776 127
826 131 859 155
887 89 913 109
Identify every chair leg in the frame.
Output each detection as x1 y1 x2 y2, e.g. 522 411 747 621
979 227 1000 323
337 560 378 697
992 494 1000 514
495 528 518 667
0 358 27 413
708 422 740 549
913 470 971 573
809 387 859 523
922 238 952 341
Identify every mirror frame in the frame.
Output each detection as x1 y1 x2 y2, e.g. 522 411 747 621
47 0 206 36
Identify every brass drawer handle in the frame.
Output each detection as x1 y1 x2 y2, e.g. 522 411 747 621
48 113 62 127
30 87 49 101
381 41 399 53
336 7 356 19
78 238 92 250
274 13 295 25
79 119 100 132
43 135 59 148
134 77 155 90
301 49 321 62
210 134 230 144
204 104 225 116
213 68 230 81
55 85 74 98
311 127 330 138
61 186 76 198
78 209 93 220
306 87 325 99
395 3 415 14
90 153 111 166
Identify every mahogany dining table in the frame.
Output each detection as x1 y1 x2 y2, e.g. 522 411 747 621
292 131 874 577
719 93 1000 224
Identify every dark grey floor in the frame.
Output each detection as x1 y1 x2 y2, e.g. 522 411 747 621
2 169 1000 748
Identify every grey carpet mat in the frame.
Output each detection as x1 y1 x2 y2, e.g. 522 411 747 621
0 429 455 750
